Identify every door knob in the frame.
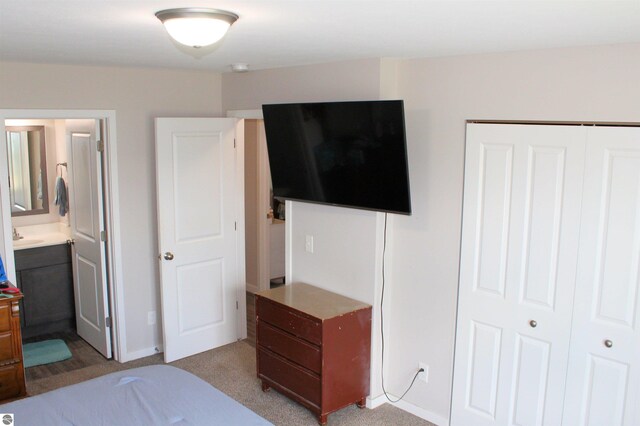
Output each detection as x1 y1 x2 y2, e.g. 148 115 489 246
529 320 537 328
163 252 174 261
604 339 613 348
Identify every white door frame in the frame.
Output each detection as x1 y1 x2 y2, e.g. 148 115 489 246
0 109 125 362
227 109 290 292
226 111 260 343
255 120 271 292
231 113 270 293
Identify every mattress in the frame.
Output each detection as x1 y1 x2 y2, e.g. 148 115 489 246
0 365 272 425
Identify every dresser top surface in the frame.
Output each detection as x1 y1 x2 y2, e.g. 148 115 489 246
256 283 371 319
0 282 22 303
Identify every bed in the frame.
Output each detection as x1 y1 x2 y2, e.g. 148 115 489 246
0 365 272 425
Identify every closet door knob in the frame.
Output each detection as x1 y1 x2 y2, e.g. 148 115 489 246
529 320 537 328
163 252 175 261
604 339 613 348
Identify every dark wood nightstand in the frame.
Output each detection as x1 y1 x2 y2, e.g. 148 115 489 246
256 283 371 425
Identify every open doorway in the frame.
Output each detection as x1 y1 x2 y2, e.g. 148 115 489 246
242 117 286 346
0 110 123 384
243 118 286 294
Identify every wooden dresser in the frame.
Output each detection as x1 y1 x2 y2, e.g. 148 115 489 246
255 283 371 425
0 288 26 402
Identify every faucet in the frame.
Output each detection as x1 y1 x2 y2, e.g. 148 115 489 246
12 227 22 241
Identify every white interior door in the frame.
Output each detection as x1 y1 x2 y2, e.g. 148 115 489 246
67 121 112 358
452 124 586 426
155 117 240 363
562 127 640 426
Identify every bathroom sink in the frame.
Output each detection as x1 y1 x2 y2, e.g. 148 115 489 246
13 239 44 247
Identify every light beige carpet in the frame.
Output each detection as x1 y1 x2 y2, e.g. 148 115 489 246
27 340 435 426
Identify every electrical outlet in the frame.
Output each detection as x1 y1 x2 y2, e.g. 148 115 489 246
418 363 429 383
148 311 156 325
305 235 314 253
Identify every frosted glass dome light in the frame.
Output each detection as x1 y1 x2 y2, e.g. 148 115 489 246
156 8 238 48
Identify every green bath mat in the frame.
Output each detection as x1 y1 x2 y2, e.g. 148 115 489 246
23 339 72 368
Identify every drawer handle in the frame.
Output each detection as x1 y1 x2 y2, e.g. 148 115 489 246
529 320 537 328
604 339 613 348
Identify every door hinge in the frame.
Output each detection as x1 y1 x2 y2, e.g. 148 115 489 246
235 221 237 231
234 138 236 148
100 230 107 242
97 139 104 152
236 301 239 310
105 316 112 328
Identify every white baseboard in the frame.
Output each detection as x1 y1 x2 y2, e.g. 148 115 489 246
367 394 448 426
121 345 163 362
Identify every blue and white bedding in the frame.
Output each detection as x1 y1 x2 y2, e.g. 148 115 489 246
0 365 271 425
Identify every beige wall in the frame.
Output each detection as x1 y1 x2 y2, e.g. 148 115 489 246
222 44 640 423
222 57 450 420
0 61 222 358
222 58 382 110
389 43 640 421
3 41 639 422
223 58 392 404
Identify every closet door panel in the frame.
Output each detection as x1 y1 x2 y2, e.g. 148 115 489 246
563 127 640 426
509 334 551 426
581 355 629 426
519 146 567 309
452 124 585 426
466 321 503 418
474 143 513 297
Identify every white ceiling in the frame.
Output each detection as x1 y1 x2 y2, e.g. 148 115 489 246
1 1 640 73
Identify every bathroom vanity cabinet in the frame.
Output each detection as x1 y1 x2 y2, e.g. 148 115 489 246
14 244 75 339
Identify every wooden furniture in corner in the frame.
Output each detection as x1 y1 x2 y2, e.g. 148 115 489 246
255 283 371 425
0 287 26 402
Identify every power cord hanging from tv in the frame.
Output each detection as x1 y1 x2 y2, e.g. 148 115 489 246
380 212 423 403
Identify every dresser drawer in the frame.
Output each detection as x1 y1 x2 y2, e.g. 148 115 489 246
258 348 320 407
257 298 321 345
0 332 15 363
0 305 10 333
258 321 321 373
0 364 23 400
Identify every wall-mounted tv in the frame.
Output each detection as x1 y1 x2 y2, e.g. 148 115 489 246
262 100 411 215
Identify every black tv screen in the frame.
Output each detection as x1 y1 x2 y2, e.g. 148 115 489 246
262 100 411 215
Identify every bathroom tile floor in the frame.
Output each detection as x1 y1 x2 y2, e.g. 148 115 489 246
23 331 110 381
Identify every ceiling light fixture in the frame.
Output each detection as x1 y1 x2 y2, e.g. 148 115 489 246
155 8 238 48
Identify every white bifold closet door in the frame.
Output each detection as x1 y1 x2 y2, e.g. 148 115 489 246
562 127 640 426
453 123 640 426
452 124 586 426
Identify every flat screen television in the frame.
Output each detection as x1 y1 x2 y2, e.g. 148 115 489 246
262 100 411 215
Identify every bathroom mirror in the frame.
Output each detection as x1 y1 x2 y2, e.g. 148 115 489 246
5 126 49 216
